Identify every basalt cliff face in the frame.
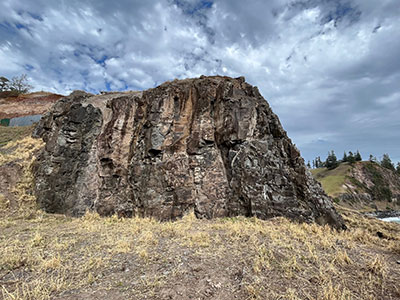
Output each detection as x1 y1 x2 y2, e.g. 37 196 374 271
33 76 345 229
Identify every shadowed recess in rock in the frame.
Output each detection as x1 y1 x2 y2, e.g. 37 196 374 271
32 76 345 229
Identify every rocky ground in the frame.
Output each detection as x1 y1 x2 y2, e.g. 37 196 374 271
1 125 400 300
1 205 400 300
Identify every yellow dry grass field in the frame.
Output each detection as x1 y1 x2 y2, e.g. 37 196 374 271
1 209 400 300
1 127 400 300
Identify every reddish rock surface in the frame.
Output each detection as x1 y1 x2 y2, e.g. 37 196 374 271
0 92 63 119
32 76 345 229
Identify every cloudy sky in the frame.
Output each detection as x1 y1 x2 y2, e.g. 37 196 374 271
1 0 399 164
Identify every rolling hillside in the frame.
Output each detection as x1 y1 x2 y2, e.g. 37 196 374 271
0 91 63 119
311 161 400 210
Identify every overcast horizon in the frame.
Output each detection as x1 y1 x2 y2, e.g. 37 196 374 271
1 0 399 164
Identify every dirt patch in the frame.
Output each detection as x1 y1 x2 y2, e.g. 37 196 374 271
0 210 399 300
0 162 23 210
0 92 63 119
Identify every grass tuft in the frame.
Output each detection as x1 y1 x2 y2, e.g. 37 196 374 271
1 127 400 299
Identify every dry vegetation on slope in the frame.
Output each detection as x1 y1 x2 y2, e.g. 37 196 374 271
311 162 400 211
1 126 400 300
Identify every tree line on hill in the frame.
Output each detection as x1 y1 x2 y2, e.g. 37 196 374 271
0 74 33 96
308 151 400 174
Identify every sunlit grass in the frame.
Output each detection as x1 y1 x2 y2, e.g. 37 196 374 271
0 125 35 147
1 125 400 299
0 208 399 300
311 164 351 197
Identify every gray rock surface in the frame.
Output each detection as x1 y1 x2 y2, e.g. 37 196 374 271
33 76 345 229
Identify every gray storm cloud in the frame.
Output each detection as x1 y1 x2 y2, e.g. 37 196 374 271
0 0 399 163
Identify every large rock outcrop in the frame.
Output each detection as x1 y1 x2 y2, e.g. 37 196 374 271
33 76 345 229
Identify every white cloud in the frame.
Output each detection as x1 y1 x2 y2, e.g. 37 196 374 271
0 0 399 162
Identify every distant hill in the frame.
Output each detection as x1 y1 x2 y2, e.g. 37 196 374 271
0 91 63 119
311 161 400 210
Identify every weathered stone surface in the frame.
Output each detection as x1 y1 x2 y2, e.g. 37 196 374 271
329 162 400 207
33 76 345 229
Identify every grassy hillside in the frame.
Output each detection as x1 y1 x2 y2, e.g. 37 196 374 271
0 125 35 147
311 164 351 197
0 92 62 119
1 127 400 299
311 161 400 211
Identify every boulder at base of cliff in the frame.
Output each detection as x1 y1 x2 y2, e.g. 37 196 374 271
32 76 345 229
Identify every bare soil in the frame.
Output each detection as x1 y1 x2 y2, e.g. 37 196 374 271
0 92 63 119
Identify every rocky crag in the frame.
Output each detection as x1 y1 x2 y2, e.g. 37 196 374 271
341 162 400 208
33 76 345 229
311 161 400 211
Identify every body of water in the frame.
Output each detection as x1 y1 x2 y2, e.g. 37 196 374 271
0 114 42 127
380 217 400 223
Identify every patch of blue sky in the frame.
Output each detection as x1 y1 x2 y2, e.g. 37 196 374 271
24 64 34 71
88 54 108 67
0 21 14 32
15 10 43 22
0 21 34 38
73 42 108 66
172 0 213 15
73 50 81 57
321 1 361 26
27 12 43 22
105 81 111 91
15 23 27 30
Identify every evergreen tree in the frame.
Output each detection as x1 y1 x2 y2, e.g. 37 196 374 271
347 151 355 164
315 157 320 168
396 162 400 175
369 155 377 163
325 150 339 170
316 156 324 168
307 161 311 169
355 150 362 162
342 151 348 162
381 154 395 171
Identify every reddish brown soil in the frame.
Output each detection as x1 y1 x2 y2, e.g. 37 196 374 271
0 92 63 119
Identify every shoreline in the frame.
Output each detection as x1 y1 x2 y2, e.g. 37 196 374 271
365 210 400 219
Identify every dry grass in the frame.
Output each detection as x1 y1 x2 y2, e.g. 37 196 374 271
0 209 399 300
311 164 351 197
0 133 44 214
1 128 400 299
0 126 35 147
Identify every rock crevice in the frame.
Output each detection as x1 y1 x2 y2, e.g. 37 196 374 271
33 76 345 229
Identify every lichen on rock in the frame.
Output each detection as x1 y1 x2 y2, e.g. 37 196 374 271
32 76 345 229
